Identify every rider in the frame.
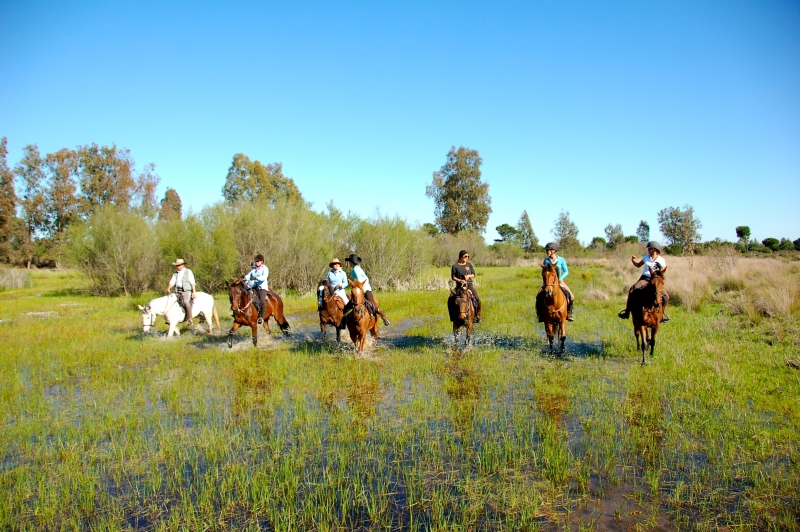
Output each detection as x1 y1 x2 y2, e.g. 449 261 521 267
541 242 575 321
167 258 196 325
324 257 349 306
345 253 390 326
451 250 482 323
618 241 670 322
243 254 269 325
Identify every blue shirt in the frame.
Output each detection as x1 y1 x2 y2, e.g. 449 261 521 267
244 264 269 290
326 269 348 290
542 256 569 280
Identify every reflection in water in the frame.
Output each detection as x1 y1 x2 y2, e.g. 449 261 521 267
442 353 482 435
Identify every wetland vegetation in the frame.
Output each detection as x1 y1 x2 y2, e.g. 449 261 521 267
1 257 798 530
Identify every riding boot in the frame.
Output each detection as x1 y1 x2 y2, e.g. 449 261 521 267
567 300 575 322
662 312 670 323
377 309 390 326
474 299 482 323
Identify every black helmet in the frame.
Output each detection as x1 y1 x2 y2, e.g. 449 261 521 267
254 254 265 263
646 241 662 252
545 242 559 251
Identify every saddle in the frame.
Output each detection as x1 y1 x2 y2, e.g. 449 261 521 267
334 296 345 311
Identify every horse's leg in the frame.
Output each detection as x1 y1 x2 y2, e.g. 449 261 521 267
466 320 473 346
650 325 658 358
559 320 566 354
212 304 220 334
228 322 241 348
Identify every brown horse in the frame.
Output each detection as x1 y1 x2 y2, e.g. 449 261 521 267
448 284 475 348
345 278 379 354
317 279 345 342
536 263 568 355
226 280 290 347
631 269 666 365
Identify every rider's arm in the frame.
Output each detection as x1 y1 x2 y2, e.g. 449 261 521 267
167 272 176 293
632 256 644 268
559 258 569 280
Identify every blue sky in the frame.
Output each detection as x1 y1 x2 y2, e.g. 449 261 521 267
2 1 798 244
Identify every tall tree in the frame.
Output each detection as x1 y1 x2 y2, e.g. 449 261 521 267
135 163 160 217
516 210 538 251
657 205 702 255
13 145 48 266
495 223 518 243
735 226 751 251
551 210 579 249
425 146 491 234
604 223 624 249
222 154 303 205
0 138 18 262
45 148 80 237
76 143 136 216
159 188 183 221
636 220 650 244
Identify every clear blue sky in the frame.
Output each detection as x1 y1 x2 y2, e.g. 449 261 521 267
2 1 799 244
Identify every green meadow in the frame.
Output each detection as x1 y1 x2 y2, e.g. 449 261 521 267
1 258 798 531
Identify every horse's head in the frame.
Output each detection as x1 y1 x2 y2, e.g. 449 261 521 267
541 263 560 296
349 278 366 305
318 279 333 297
649 271 666 308
227 279 248 312
138 304 156 333
452 286 472 320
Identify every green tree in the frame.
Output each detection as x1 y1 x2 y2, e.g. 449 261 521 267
516 210 538 251
794 238 800 251
222 154 303 205
604 223 624 249
0 138 18 263
495 223 518 243
636 220 650 244
425 146 491 234
45 149 80 237
13 144 48 266
625 235 639 243
657 205 702 256
76 143 137 216
761 238 779 252
159 188 183 221
589 236 607 251
778 238 794 251
135 163 160 218
421 222 439 236
735 226 751 251
552 210 579 250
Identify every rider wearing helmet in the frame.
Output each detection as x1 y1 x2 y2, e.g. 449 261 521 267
345 254 390 326
243 254 270 325
541 242 575 321
618 241 670 322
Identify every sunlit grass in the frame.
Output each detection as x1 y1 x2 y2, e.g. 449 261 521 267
0 262 798 530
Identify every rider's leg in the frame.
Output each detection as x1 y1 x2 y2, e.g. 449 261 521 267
179 290 193 325
661 291 670 322
257 289 267 324
365 291 390 325
619 276 648 319
468 283 482 322
560 281 575 321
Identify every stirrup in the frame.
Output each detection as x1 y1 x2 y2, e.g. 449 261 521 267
257 317 264 325
662 313 670 323
567 312 575 322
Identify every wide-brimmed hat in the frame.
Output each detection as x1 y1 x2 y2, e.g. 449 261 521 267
254 254 265 263
646 241 662 252
345 253 362 265
329 257 342 267
171 258 187 266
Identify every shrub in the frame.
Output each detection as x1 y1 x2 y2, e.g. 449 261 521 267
664 244 682 255
762 238 780 251
0 268 32 290
431 232 489 267
490 242 524 266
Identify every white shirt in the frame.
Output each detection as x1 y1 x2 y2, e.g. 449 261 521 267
642 254 666 277
169 268 195 290
244 264 269 290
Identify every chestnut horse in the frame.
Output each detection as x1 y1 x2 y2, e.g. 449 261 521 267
226 280 290 347
448 284 475 347
317 279 345 342
631 269 667 365
344 278 379 354
536 263 568 355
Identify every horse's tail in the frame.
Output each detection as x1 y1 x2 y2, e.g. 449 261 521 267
212 300 221 333
270 292 291 334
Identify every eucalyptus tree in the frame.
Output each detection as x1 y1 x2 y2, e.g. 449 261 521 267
425 146 491 234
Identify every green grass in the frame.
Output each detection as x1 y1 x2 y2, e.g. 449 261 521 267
0 264 798 530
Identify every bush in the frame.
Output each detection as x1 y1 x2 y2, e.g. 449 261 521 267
0 268 32 290
762 238 780 251
490 242 524 267
664 244 682 255
431 232 489 267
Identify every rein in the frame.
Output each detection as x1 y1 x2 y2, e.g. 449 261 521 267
231 287 254 314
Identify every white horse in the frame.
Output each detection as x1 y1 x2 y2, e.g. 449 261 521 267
138 293 220 338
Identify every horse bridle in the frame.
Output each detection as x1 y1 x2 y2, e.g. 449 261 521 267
231 285 254 314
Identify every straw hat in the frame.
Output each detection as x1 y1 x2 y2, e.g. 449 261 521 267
171 258 187 266
329 257 342 267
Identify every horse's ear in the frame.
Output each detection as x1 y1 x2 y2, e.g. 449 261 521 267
137 304 145 311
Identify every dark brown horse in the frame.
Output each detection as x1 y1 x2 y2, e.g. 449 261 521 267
317 279 345 342
226 280 290 347
536 263 568 355
631 269 666 365
345 278 379 354
448 284 475 347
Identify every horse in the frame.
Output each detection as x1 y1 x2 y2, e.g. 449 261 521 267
448 283 475 348
630 269 667 365
344 278 379 354
318 279 346 342
226 279 290 347
138 292 220 338
536 262 568 355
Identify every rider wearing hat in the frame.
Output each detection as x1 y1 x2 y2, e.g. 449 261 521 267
345 254 390 326
618 241 670 322
244 254 270 325
541 242 575 321
167 258 196 325
451 249 482 323
324 257 349 307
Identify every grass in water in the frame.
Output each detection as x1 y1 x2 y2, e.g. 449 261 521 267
0 259 798 530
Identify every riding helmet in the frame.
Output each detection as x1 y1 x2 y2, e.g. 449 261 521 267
545 242 559 251
254 254 265 263
646 241 662 252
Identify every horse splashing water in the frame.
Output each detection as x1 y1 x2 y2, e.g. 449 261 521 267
631 269 667 365
318 279 345 342
448 284 475 348
138 293 220 338
536 262 568 355
226 280 290 348
344 278 379 354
